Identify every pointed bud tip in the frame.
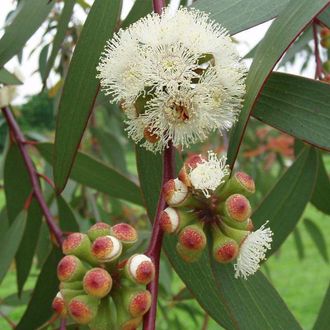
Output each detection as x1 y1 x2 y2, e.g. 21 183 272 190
128 254 155 285
83 268 112 298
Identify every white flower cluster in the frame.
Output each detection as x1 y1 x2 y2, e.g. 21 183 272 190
97 7 246 152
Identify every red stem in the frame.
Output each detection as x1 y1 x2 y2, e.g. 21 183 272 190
313 20 324 80
143 144 175 330
153 0 166 14
1 107 64 246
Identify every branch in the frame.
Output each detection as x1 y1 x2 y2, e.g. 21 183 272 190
152 0 166 14
1 107 64 246
313 20 324 80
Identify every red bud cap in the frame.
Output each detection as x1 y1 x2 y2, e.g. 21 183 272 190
57 255 86 282
120 317 142 330
234 172 255 195
87 222 111 241
127 290 152 317
176 243 203 263
68 295 99 324
223 194 251 222
83 268 112 298
178 224 206 251
52 292 67 317
126 254 155 285
178 154 205 187
111 223 138 246
91 235 122 262
163 178 189 207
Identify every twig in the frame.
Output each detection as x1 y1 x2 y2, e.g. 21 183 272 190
313 20 324 80
201 313 209 330
1 107 63 246
0 310 16 329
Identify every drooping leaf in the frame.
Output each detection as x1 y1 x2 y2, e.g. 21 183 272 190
304 218 329 263
38 143 143 206
2 290 32 307
56 195 79 232
193 0 290 35
38 44 49 81
16 198 43 296
0 67 22 85
228 0 329 167
313 282 330 329
136 147 301 329
253 147 318 255
293 228 305 260
311 152 330 214
43 0 75 83
16 248 62 330
54 0 122 192
0 211 27 284
0 0 54 67
253 73 330 151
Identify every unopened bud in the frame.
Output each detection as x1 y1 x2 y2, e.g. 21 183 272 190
123 289 152 318
57 255 87 282
111 223 138 248
321 27 330 39
178 154 205 187
160 207 196 234
125 254 155 285
321 37 330 49
176 242 203 263
62 233 97 264
222 217 254 232
218 194 251 223
91 235 122 263
83 268 112 298
178 223 206 252
52 292 67 317
163 178 192 207
87 222 111 241
68 295 99 325
60 280 83 291
60 288 85 303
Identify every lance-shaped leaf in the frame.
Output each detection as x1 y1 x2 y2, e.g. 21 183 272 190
136 147 301 329
313 282 330 329
0 0 54 67
253 147 318 255
227 0 329 167
54 0 122 192
252 73 330 151
56 195 79 232
0 68 22 85
38 143 143 206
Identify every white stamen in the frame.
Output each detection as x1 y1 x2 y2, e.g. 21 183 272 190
234 222 273 279
164 207 179 232
169 178 188 205
188 151 229 198
129 254 152 278
104 236 122 261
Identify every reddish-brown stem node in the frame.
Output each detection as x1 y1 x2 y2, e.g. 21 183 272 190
23 191 34 210
37 172 56 189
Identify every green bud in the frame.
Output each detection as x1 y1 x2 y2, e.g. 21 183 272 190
217 194 251 223
89 297 116 330
68 294 100 325
176 242 203 263
219 220 249 245
160 207 197 234
87 222 111 241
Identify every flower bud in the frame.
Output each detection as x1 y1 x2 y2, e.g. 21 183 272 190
68 295 99 325
212 224 239 263
321 37 330 49
163 178 193 207
222 217 254 232
160 207 196 234
178 223 206 252
52 292 67 317
321 27 330 39
57 255 87 282
115 299 143 330
323 60 330 74
87 222 111 241
91 235 123 263
125 254 155 285
122 289 152 317
111 223 138 249
176 242 203 263
60 288 85 303
62 233 97 264
83 268 112 298
218 194 251 223
178 154 205 187
219 220 249 245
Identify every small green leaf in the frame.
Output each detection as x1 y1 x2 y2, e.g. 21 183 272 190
122 0 152 29
0 0 54 67
54 0 122 192
16 248 62 330
0 211 27 284
304 218 329 263
313 282 330 329
56 195 79 232
0 67 22 85
293 228 305 260
253 73 330 151
253 147 318 255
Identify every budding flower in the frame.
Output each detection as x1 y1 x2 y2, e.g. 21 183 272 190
163 178 190 207
178 223 206 252
68 295 99 324
62 233 97 264
111 223 138 248
178 154 206 187
234 223 273 279
91 235 123 263
160 207 195 234
57 255 87 282
52 292 67 317
219 194 251 223
123 289 152 318
87 222 111 241
83 268 112 298
125 254 155 285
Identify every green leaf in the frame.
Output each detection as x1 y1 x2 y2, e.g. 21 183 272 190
252 73 330 151
304 218 329 263
122 0 152 29
253 147 318 255
311 152 330 214
318 6 330 27
0 0 54 67
193 0 289 35
43 0 75 83
38 44 49 81
38 143 143 206
4 145 31 223
0 211 27 284
0 67 22 85
16 248 62 330
136 148 301 329
227 0 329 167
54 0 121 192
2 290 32 306
56 195 79 232
313 282 330 330
293 228 305 260
16 198 43 296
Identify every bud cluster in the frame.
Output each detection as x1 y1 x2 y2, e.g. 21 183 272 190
52 222 155 329
161 150 273 279
320 27 330 83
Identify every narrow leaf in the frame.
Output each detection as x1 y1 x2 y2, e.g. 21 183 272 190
0 67 22 85
122 0 152 29
293 228 305 260
56 195 79 232
54 0 121 192
313 282 330 329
